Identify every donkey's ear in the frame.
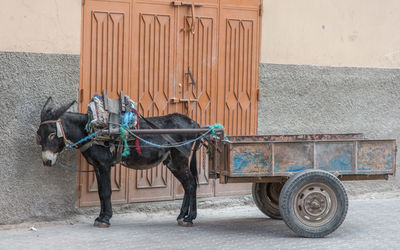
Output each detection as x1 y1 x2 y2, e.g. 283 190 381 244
41 97 54 120
53 100 77 118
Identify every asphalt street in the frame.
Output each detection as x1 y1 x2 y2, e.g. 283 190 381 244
1 196 400 250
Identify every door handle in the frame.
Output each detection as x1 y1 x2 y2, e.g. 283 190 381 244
172 1 202 7
181 98 199 103
170 98 198 114
186 67 196 87
170 98 198 103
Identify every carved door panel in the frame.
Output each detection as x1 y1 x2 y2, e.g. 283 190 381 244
128 1 177 202
174 1 218 198
215 1 261 195
78 0 131 206
79 0 262 206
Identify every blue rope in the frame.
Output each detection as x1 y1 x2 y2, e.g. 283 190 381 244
119 110 136 156
125 127 213 148
120 125 130 156
66 123 223 150
56 161 94 172
66 130 101 148
208 123 228 140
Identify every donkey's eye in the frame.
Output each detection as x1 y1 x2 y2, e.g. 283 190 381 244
48 133 56 140
36 134 41 145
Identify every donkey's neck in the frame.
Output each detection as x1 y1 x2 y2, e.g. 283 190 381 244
60 112 89 144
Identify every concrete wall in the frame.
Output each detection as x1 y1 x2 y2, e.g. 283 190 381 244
0 52 79 224
258 63 400 194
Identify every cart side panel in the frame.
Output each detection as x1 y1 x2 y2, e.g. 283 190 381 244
228 133 364 142
229 143 272 177
315 142 354 174
223 139 396 179
357 141 396 174
274 142 313 175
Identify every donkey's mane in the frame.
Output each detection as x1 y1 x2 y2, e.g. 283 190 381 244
63 112 88 124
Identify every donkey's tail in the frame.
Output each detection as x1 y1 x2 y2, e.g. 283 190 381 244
190 139 201 185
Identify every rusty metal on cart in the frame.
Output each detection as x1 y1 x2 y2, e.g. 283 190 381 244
228 133 365 142
207 133 396 184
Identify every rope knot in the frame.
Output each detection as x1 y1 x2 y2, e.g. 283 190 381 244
208 123 228 140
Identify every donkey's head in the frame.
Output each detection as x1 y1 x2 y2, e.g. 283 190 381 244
36 97 75 166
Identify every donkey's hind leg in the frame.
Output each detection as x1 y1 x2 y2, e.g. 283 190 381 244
164 153 190 222
166 151 197 227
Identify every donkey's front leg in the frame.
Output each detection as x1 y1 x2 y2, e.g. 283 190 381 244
93 165 113 228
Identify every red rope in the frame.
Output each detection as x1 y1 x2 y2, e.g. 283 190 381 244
130 108 142 155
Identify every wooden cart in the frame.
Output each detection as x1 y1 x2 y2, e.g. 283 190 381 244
207 132 396 238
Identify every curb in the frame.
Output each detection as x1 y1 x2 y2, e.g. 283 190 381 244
77 195 255 216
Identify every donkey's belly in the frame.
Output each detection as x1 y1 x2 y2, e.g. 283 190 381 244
123 161 162 170
122 151 169 170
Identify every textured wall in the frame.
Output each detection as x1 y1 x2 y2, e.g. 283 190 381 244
258 63 400 194
0 52 79 224
1 54 400 224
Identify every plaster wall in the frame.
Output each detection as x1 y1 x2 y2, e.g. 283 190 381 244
2 0 400 69
261 0 400 68
0 52 80 224
258 63 400 194
0 0 81 54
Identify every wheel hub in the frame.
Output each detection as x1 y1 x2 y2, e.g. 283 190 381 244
294 183 337 227
304 192 328 217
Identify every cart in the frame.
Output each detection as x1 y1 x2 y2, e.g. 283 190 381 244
207 132 396 238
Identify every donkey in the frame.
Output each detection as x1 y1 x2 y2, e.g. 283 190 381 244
36 97 201 228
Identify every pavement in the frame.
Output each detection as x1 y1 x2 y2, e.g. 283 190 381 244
1 193 400 250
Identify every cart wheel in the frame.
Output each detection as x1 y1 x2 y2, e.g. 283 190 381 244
252 182 283 219
279 169 348 238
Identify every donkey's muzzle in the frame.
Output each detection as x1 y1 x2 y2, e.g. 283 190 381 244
42 151 57 166
43 160 53 167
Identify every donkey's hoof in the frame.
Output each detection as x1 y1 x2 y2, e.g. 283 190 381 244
94 220 110 228
177 219 193 227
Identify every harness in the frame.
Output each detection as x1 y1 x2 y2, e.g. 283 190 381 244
40 116 224 173
39 92 224 173
40 119 94 152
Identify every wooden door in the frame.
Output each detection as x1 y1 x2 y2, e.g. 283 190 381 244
174 1 219 198
78 0 131 206
215 0 261 195
128 0 177 202
79 0 262 206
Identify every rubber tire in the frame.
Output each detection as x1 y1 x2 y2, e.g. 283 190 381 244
252 183 283 220
279 169 348 238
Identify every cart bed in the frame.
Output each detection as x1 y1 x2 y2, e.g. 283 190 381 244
209 134 396 183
